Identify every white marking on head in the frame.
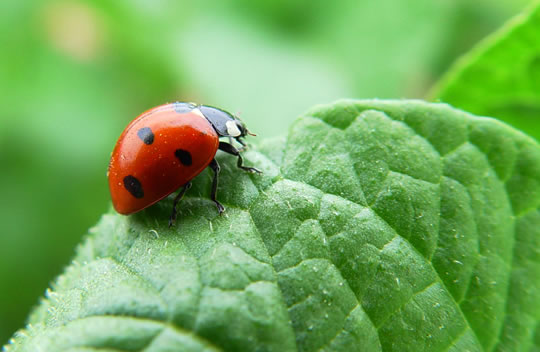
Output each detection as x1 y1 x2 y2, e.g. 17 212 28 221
226 120 242 137
192 108 205 119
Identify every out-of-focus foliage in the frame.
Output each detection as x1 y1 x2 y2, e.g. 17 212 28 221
0 0 533 344
434 1 540 141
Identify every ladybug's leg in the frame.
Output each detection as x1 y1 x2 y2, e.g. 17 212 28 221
235 137 247 151
218 142 261 174
236 138 247 148
209 159 226 215
227 137 246 151
168 181 192 227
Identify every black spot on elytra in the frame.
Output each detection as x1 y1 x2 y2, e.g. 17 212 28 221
137 127 154 145
175 149 192 166
123 175 144 198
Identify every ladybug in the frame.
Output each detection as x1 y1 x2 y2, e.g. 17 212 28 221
107 102 261 226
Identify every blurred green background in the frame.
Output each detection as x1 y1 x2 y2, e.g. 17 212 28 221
0 0 534 344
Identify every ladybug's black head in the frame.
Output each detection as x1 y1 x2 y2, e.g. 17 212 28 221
198 105 251 139
232 119 249 138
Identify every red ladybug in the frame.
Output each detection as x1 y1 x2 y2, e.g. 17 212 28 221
108 102 260 226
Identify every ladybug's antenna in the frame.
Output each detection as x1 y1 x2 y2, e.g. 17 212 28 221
247 130 257 136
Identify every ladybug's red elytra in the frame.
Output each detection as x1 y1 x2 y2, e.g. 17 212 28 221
107 102 260 226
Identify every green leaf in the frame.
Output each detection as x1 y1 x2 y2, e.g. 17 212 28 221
5 100 540 351
432 2 540 142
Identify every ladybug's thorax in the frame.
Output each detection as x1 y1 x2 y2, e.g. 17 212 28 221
224 120 242 137
198 105 245 138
